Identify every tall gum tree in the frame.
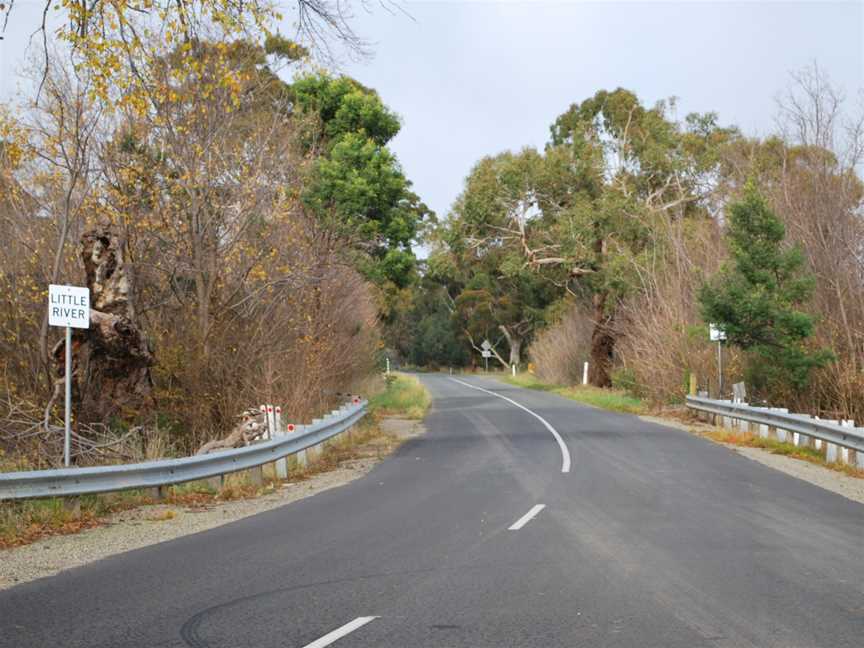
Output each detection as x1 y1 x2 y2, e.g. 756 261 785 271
540 89 737 386
433 149 560 367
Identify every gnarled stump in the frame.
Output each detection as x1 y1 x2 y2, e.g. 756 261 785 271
51 227 155 427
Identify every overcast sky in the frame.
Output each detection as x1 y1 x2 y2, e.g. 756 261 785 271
2 1 862 220
338 1 863 218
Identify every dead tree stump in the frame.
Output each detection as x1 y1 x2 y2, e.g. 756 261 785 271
51 227 155 429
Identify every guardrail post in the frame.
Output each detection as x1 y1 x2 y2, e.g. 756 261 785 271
767 408 788 442
309 418 323 461
274 407 288 479
813 417 824 452
294 424 308 471
822 419 840 463
841 420 854 464
249 465 264 488
206 475 224 491
146 485 170 501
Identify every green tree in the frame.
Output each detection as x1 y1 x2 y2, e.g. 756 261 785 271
699 184 832 391
433 149 561 367
539 89 737 385
296 73 430 289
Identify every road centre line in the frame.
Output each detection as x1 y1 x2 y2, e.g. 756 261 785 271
508 504 547 530
301 616 379 648
449 378 572 473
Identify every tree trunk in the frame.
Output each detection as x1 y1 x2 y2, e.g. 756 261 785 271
52 228 155 427
499 325 523 368
588 292 615 388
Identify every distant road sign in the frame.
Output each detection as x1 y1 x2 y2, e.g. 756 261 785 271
481 350 492 358
709 324 727 342
48 284 90 329
481 339 492 351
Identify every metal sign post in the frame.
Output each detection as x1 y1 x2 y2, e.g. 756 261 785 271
709 324 727 399
48 284 90 467
481 339 492 373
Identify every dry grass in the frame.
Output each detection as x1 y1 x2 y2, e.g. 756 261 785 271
701 429 864 479
367 373 431 420
0 491 150 550
503 373 646 415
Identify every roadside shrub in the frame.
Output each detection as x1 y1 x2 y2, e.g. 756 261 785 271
529 303 592 385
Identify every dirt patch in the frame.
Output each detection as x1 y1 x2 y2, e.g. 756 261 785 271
0 419 426 591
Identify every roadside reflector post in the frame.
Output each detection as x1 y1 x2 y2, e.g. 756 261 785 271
582 361 589 386
274 407 288 479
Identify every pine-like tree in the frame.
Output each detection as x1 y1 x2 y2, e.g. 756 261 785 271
699 182 833 391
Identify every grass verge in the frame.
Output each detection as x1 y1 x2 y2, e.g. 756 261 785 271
701 429 864 479
502 373 645 415
368 373 431 420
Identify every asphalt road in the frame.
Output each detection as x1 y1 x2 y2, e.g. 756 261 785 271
2 374 863 647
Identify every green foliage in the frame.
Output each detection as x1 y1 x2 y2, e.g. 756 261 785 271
385 270 470 368
699 184 833 390
295 73 430 288
434 149 562 360
430 88 736 381
411 310 469 367
292 74 400 147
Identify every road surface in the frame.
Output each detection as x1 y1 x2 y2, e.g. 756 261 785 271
2 374 863 647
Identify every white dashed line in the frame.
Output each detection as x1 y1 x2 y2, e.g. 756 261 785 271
450 378 572 473
301 616 379 648
509 504 546 530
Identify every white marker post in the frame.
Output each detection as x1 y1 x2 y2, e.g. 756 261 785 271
582 361 589 386
709 324 727 398
48 284 90 467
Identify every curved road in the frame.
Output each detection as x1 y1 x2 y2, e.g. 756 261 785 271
2 374 863 647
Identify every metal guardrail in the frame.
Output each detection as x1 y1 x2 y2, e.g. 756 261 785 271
0 400 367 501
686 395 864 454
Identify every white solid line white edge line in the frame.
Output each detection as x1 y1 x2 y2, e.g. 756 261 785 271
449 378 572 473
301 616 379 648
509 504 547 530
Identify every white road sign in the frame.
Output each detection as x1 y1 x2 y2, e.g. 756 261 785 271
481 350 492 358
709 324 726 342
49 284 90 329
481 339 492 351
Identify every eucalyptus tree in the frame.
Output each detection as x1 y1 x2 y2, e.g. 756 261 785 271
433 148 561 367
535 89 737 386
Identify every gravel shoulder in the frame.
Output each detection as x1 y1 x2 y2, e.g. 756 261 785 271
642 414 864 505
0 418 425 591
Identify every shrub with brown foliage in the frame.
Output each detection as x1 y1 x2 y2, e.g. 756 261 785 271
528 303 592 385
